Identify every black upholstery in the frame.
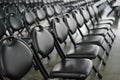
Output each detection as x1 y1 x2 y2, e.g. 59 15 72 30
8 14 23 31
50 58 93 79
32 27 54 58
0 37 33 79
44 5 55 17
25 10 35 25
0 0 116 79
82 35 104 44
63 13 77 34
52 17 69 43
24 9 38 32
72 10 84 27
81 8 90 22
53 4 62 15
66 45 103 59
35 7 46 20
30 10 37 21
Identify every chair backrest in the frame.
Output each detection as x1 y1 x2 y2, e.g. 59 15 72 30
35 7 46 20
92 5 99 16
0 37 33 79
63 13 77 34
72 9 89 35
24 10 36 25
87 5 96 18
30 10 37 21
52 17 68 43
53 4 62 15
32 26 54 58
44 5 55 17
80 7 90 22
89 5 102 22
8 14 24 32
72 9 84 27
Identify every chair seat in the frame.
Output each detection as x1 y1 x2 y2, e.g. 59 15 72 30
89 29 108 36
92 24 111 30
91 25 115 40
66 45 103 59
101 17 115 21
50 59 93 79
97 20 113 25
83 35 104 44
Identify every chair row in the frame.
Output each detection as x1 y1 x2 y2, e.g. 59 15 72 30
0 0 116 80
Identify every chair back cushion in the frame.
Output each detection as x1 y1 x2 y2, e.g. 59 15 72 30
0 37 33 79
32 27 54 58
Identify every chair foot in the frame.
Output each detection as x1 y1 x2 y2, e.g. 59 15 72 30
110 28 116 39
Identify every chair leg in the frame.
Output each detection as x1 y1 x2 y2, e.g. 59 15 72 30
107 32 114 42
97 55 106 66
93 66 103 79
110 28 116 38
104 37 112 48
97 43 109 56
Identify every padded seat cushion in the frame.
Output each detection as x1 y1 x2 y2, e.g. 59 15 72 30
96 20 113 25
93 24 111 30
82 36 104 44
50 59 93 79
66 45 103 59
89 29 108 36
101 17 115 21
